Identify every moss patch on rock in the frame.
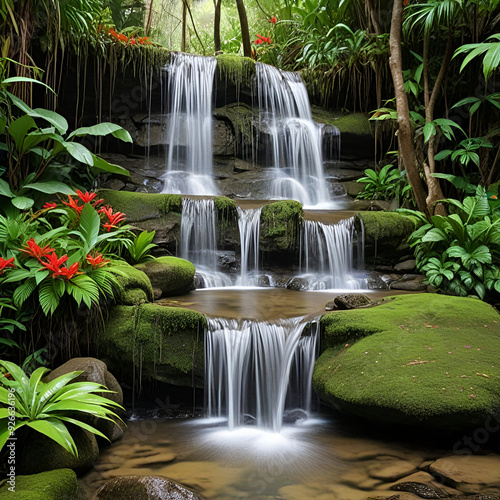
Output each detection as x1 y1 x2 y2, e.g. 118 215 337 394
98 189 182 221
356 211 417 247
100 304 207 387
109 260 154 305
216 54 256 88
311 107 372 135
314 294 500 429
260 200 303 252
0 469 79 500
135 256 195 297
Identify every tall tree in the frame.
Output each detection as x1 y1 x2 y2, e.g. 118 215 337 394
388 0 429 216
214 0 222 52
236 0 252 58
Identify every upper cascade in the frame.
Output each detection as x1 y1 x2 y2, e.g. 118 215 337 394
255 63 337 208
161 53 218 196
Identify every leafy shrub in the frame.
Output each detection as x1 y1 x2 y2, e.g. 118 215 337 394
0 360 123 457
356 164 411 204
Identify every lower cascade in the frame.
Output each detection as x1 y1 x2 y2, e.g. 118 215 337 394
205 317 319 432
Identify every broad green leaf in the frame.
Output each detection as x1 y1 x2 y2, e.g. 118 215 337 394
27 109 68 135
91 154 129 176
76 203 100 253
9 114 36 152
63 141 93 166
23 181 75 195
423 121 436 143
11 196 34 210
0 179 14 198
68 123 132 142
3 77 56 94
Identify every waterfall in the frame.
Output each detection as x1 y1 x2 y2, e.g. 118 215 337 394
180 198 231 288
161 53 218 195
235 206 262 287
300 217 365 289
205 317 319 432
255 63 333 208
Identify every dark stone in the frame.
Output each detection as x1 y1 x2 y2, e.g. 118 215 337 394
193 273 206 289
282 409 307 424
394 259 416 272
286 277 309 291
390 481 449 498
257 275 270 287
94 475 206 500
334 294 371 310
153 287 163 300
325 301 337 311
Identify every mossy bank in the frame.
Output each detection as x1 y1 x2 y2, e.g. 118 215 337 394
314 294 500 429
100 304 206 387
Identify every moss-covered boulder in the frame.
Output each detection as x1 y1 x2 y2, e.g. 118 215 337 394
0 469 80 500
313 294 500 429
135 256 195 298
260 200 303 253
98 190 183 252
109 260 154 305
100 304 207 387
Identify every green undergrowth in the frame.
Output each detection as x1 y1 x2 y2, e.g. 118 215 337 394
315 294 500 428
260 200 303 251
101 304 206 384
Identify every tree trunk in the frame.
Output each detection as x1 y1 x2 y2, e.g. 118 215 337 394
388 0 429 216
181 0 188 52
214 0 222 52
236 0 252 58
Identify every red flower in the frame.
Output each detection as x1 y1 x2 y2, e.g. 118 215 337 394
130 38 136 46
86 253 110 268
99 206 126 232
76 190 98 204
41 252 69 273
118 33 128 43
0 257 15 274
53 262 82 280
20 238 55 261
254 39 263 45
403 0 409 5
62 195 84 214
255 34 271 44
269 16 277 24
43 202 58 210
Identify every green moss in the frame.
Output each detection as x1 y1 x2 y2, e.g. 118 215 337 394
216 53 256 88
260 200 303 251
311 107 372 135
215 103 258 148
101 304 207 386
135 256 195 297
314 294 500 428
97 190 183 222
108 260 154 304
0 469 79 500
356 211 416 246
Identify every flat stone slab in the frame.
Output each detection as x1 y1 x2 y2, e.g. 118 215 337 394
368 457 418 481
429 454 500 494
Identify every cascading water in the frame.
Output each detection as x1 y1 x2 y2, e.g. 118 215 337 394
161 53 218 195
205 317 319 432
256 63 338 208
300 217 366 290
235 206 262 287
180 198 231 287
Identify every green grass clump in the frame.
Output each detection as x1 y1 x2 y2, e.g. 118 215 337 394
314 294 500 429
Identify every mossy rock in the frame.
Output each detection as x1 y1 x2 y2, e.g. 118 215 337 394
260 200 303 252
108 260 154 305
356 211 417 250
0 468 80 500
313 294 500 429
100 304 207 387
134 256 195 297
215 54 256 88
98 190 183 250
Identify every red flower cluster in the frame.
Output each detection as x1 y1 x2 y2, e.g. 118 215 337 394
108 28 151 45
62 190 104 215
0 257 15 275
42 252 82 280
269 16 277 24
98 206 126 232
86 253 110 268
43 202 58 210
20 239 55 261
254 34 272 45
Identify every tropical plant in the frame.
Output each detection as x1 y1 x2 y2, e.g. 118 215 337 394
126 230 157 264
453 33 500 82
0 360 123 457
356 164 412 204
402 185 500 300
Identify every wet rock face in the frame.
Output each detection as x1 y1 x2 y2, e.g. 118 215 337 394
334 293 371 310
94 475 206 500
390 481 448 498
